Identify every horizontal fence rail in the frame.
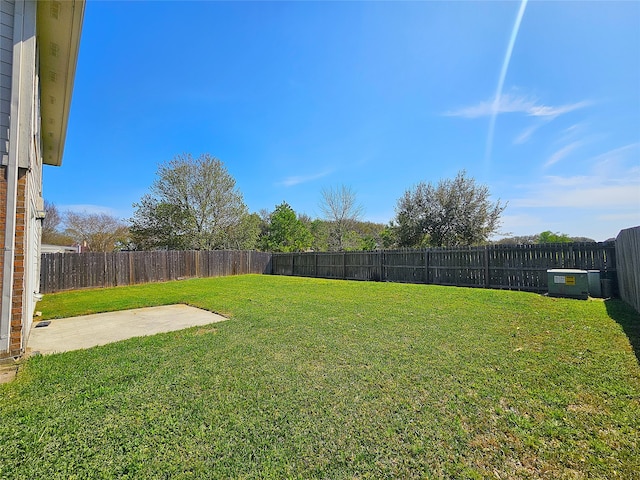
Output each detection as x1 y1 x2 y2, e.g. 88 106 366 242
272 242 617 293
40 250 272 293
40 242 620 297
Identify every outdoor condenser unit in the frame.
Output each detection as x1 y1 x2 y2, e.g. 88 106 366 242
587 270 602 298
547 269 589 300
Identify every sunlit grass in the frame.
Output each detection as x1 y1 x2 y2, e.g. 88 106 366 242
2 275 639 478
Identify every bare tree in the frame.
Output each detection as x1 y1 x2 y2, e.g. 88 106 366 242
42 200 62 238
319 185 364 251
41 200 74 245
64 211 129 252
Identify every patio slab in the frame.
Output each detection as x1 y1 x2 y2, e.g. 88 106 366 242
27 304 227 355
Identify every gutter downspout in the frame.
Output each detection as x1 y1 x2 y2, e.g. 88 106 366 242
0 160 19 354
1 1 31 355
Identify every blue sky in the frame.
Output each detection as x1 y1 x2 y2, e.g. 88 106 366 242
45 0 640 242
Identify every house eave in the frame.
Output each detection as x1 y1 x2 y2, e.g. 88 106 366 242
37 0 85 167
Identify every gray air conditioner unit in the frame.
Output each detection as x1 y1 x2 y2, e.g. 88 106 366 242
547 269 589 300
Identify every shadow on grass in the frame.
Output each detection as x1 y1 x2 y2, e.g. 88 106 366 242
605 298 640 365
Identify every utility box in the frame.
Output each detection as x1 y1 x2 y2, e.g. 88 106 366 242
547 269 589 300
587 270 602 298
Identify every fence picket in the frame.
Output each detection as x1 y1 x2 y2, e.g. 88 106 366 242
40 250 272 293
41 243 619 297
271 242 617 293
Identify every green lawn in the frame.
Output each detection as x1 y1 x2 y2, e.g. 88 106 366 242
1 275 639 479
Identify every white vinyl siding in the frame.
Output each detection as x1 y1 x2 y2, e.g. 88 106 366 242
0 0 13 163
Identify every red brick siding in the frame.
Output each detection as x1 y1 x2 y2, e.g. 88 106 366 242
9 169 27 356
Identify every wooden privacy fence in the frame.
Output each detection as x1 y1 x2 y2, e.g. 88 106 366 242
272 242 617 293
40 250 272 293
615 226 640 313
39 242 622 296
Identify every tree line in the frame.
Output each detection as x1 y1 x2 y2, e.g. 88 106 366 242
42 153 594 253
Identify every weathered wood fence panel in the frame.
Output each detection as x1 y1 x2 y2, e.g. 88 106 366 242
384 250 425 283
41 242 621 295
346 251 380 281
272 242 617 293
429 247 485 287
318 253 344 279
40 250 272 293
615 226 640 313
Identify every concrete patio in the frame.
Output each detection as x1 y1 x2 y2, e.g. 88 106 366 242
27 304 227 355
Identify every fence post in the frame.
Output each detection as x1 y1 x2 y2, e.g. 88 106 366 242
379 250 384 282
568 243 575 268
128 252 134 286
103 252 107 288
40 255 47 293
57 253 63 291
424 248 429 284
484 245 490 288
343 252 346 279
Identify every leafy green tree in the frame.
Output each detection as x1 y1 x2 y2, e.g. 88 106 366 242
262 202 312 252
380 225 398 249
130 197 193 250
394 170 506 247
297 216 386 252
130 153 250 250
299 215 329 252
351 220 386 250
357 234 378 251
495 234 539 245
570 236 596 243
497 233 594 245
537 231 572 244
226 212 262 250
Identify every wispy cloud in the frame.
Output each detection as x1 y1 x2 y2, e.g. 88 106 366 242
591 143 640 163
527 101 592 118
278 169 332 187
442 0 587 167
556 122 591 143
513 183 639 209
596 212 640 222
445 94 591 120
60 204 118 216
513 117 589 146
513 122 544 145
511 170 640 209
503 144 639 239
499 213 544 230
589 143 640 178
541 175 591 187
544 141 584 168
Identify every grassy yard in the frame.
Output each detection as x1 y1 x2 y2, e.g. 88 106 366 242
1 275 639 479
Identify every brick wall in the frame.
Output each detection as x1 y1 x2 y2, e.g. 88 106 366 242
9 169 26 356
0 166 28 358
